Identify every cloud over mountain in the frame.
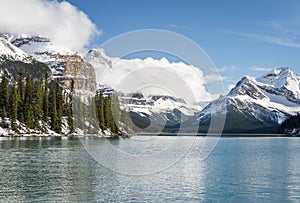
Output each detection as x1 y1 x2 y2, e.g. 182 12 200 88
0 0 100 51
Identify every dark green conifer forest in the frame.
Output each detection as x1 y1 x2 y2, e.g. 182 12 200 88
278 114 300 134
0 69 122 135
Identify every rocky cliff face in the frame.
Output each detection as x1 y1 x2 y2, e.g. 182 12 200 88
55 54 96 92
5 34 96 93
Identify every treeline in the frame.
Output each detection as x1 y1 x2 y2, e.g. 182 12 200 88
95 93 119 134
0 70 73 134
0 69 124 135
278 114 300 134
72 93 122 135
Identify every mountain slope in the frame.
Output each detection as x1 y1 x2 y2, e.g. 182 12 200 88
86 49 205 132
0 35 32 63
196 67 300 133
0 35 49 81
278 114 300 135
3 34 97 95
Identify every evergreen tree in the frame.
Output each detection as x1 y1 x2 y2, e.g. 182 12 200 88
0 72 9 119
278 114 300 134
48 82 57 132
67 79 74 133
0 68 123 135
42 72 49 122
9 84 18 132
17 69 25 123
24 73 34 129
103 96 118 133
1 107 7 127
98 94 105 131
96 93 105 131
88 95 99 134
111 95 120 133
55 83 63 133
33 81 43 130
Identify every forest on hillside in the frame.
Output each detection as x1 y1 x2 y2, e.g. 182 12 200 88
278 114 300 134
0 69 122 135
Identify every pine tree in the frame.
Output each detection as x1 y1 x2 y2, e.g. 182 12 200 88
88 95 99 134
33 81 43 130
24 73 34 129
48 82 57 132
100 97 106 130
104 96 118 133
55 83 63 133
42 72 49 122
111 95 120 133
1 107 6 127
97 93 105 131
67 79 74 133
0 72 9 119
9 84 18 132
17 69 25 123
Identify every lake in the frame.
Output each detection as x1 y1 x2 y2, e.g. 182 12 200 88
0 136 299 202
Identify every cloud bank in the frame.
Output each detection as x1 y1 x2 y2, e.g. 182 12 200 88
0 0 100 51
249 66 272 72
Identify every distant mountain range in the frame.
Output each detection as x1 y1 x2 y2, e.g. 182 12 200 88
195 67 300 133
86 47 300 134
1 33 299 134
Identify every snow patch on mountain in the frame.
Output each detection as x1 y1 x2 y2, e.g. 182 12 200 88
126 95 200 117
10 34 72 54
5 34 73 62
0 35 32 62
201 67 300 127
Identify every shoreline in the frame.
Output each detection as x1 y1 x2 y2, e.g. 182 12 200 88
0 133 299 138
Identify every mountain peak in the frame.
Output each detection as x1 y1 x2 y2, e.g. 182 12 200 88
3 33 72 57
229 75 266 99
0 36 31 62
260 67 291 79
257 67 299 90
86 48 112 69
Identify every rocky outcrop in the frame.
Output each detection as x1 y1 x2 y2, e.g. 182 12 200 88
55 54 96 92
4 34 97 93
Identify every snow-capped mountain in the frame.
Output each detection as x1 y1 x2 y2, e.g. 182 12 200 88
1 33 96 94
2 32 299 134
3 33 74 76
87 49 205 132
0 35 49 81
195 67 300 133
96 84 200 132
122 93 199 128
0 35 32 63
122 94 199 117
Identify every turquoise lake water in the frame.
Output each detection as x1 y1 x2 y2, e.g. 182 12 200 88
0 137 299 202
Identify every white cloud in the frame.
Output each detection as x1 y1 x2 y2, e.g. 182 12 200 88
88 51 223 104
204 74 227 82
227 84 236 92
249 66 272 72
223 29 300 48
0 0 100 51
217 65 238 72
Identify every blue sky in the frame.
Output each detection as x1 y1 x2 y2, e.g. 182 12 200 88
66 0 300 89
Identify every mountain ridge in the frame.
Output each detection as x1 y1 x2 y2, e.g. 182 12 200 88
195 67 300 133
1 33 299 134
